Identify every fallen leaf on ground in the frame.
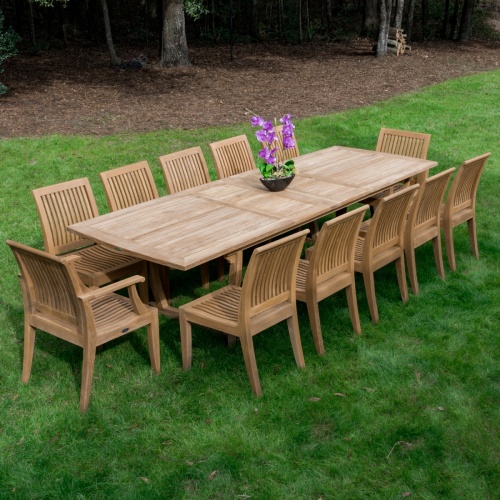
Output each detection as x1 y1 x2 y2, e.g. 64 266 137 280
334 393 346 397
208 470 218 480
308 397 321 402
140 477 149 483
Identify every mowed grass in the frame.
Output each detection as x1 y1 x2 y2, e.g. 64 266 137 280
0 70 499 498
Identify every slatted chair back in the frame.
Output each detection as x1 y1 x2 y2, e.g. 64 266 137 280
404 168 455 295
240 229 307 320
261 124 300 162
307 205 367 289
209 134 256 179
159 147 211 194
364 185 419 260
9 241 82 331
32 177 100 255
443 153 490 222
407 168 455 238
7 239 160 412
100 161 159 212
441 152 491 271
376 128 431 160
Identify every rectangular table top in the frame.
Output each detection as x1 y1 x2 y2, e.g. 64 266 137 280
69 146 437 271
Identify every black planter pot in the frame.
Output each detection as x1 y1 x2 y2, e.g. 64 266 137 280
259 174 295 192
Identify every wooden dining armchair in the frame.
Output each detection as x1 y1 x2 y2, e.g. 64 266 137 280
296 205 368 355
441 152 491 271
179 229 309 396
362 128 431 212
354 184 419 324
159 147 224 288
32 177 148 302
404 168 455 294
209 134 256 179
7 240 160 413
99 160 159 212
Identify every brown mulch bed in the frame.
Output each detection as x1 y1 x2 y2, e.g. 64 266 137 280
1 39 499 138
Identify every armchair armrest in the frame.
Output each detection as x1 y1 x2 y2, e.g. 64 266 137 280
78 275 145 302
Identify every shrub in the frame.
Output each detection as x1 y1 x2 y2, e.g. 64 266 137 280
0 8 21 96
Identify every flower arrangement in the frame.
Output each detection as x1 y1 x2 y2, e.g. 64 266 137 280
250 113 297 179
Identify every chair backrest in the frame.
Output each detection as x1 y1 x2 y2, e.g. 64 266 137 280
159 147 211 194
240 229 309 320
364 184 419 258
99 161 159 212
406 168 455 237
376 128 431 160
261 124 300 163
209 134 256 179
32 177 99 255
7 240 83 332
307 205 368 288
443 153 491 219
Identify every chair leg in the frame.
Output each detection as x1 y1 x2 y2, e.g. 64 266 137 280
240 332 262 396
467 217 479 258
138 261 149 303
432 236 445 280
216 257 225 281
395 255 409 303
22 322 36 383
405 245 419 295
287 312 305 368
80 343 96 413
305 298 324 355
443 223 456 272
179 310 192 370
362 270 379 324
200 263 210 289
345 283 361 334
147 313 161 373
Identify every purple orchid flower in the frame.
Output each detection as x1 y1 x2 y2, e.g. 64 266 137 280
251 116 265 127
258 147 277 166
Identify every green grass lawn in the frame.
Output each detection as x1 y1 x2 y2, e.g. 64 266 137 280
0 70 499 499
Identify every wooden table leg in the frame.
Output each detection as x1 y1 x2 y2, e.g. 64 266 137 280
149 263 179 319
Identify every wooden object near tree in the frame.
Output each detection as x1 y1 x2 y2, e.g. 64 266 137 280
32 177 148 302
296 205 368 355
354 185 419 324
441 153 491 271
159 147 224 288
7 240 160 413
404 168 455 295
99 160 159 212
179 229 309 396
209 135 256 179
361 128 431 213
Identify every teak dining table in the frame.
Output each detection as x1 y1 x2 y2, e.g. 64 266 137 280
69 146 437 318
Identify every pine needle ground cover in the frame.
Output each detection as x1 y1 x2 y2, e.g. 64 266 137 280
0 71 499 498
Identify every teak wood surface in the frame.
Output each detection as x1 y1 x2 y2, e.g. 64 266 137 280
69 146 437 273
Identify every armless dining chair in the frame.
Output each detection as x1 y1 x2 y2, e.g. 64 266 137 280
441 152 491 271
296 205 368 355
209 134 256 179
179 229 309 396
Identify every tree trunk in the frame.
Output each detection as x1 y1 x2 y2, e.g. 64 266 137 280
377 0 392 56
161 0 190 67
441 0 451 38
395 0 404 29
28 0 37 51
99 0 120 66
421 0 428 39
326 0 333 34
362 0 378 36
458 0 475 41
298 0 303 43
406 0 415 42
451 0 462 40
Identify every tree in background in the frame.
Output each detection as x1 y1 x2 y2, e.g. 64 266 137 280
0 7 20 95
161 0 190 66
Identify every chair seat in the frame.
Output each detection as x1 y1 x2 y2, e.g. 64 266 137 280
186 285 241 328
91 294 156 340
